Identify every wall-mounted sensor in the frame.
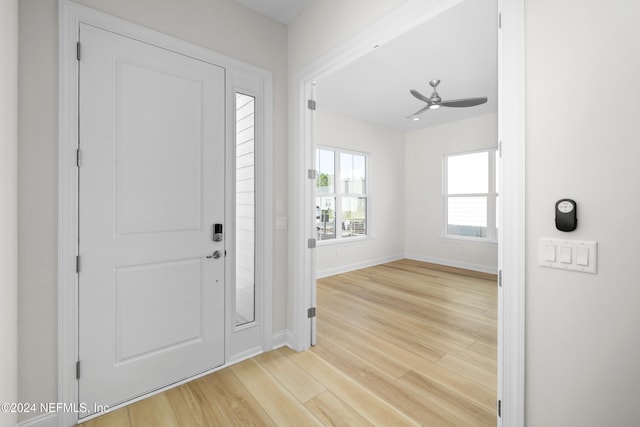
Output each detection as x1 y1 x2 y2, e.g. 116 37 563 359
555 199 577 231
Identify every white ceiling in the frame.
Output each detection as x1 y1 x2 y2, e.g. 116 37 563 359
234 0 314 25
317 0 498 131
235 0 497 132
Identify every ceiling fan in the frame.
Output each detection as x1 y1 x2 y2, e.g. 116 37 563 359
407 79 487 119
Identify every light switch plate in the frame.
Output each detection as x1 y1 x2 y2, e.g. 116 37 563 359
275 216 288 231
539 238 597 274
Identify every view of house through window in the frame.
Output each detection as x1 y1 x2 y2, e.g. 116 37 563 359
444 148 498 241
235 93 255 326
316 147 367 241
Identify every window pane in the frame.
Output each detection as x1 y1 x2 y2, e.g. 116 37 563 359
496 194 500 238
316 196 336 240
235 93 255 326
447 152 488 194
316 149 335 193
340 152 366 194
495 150 500 195
448 196 487 237
341 196 366 238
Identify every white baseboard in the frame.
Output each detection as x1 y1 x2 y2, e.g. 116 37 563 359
404 253 497 275
227 347 263 365
17 413 58 427
270 329 290 350
316 253 404 278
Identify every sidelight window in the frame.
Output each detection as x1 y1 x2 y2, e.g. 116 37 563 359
235 93 255 326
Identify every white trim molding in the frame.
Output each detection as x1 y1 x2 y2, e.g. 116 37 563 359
316 254 405 279
16 413 58 427
58 2 273 426
498 0 526 425
405 254 498 276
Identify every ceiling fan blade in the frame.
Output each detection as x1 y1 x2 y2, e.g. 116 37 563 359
410 89 432 104
406 104 430 119
439 97 488 108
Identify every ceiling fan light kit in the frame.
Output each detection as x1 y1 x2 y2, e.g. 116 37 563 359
407 79 487 119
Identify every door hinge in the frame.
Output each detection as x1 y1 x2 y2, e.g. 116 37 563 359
308 307 317 318
497 399 502 417
76 255 80 273
307 99 317 110
76 148 81 167
498 12 502 30
498 140 503 158
307 238 316 249
498 269 502 287
307 169 318 180
76 42 81 61
76 360 81 380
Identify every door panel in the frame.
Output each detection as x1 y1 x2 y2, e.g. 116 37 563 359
113 258 203 364
78 23 225 414
115 60 203 235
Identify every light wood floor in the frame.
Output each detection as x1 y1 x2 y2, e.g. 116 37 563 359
80 259 497 427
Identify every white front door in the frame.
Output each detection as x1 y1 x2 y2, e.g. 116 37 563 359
77 23 226 414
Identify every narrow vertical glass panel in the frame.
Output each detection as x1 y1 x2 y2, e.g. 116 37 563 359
341 196 366 238
447 196 488 237
316 196 336 240
316 149 335 194
447 152 488 194
340 152 366 194
235 93 255 326
495 150 500 237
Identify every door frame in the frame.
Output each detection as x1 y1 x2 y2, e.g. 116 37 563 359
58 2 273 425
289 0 525 425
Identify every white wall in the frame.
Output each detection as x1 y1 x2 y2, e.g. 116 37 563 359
18 0 287 422
18 1 59 418
0 1 19 426
525 1 640 425
315 108 405 277
404 114 498 273
288 0 405 73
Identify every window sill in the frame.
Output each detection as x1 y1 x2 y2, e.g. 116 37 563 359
440 235 498 247
316 235 372 247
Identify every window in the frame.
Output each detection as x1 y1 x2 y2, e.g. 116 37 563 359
316 147 368 241
444 148 498 241
235 92 255 326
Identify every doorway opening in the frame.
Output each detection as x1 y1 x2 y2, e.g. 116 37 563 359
290 0 525 425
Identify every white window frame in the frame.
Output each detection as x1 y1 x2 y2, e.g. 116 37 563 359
315 146 369 244
443 147 498 243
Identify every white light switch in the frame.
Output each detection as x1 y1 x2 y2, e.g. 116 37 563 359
539 238 597 274
544 244 556 262
275 216 288 230
576 247 589 266
560 246 572 264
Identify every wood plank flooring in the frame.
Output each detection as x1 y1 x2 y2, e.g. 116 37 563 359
79 259 497 427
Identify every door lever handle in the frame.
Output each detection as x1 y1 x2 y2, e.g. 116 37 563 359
206 250 222 259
